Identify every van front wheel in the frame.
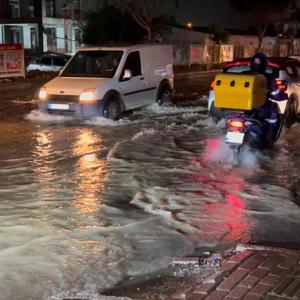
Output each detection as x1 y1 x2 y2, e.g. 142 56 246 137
103 99 121 120
158 86 173 106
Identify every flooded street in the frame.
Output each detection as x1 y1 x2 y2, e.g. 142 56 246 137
0 103 300 299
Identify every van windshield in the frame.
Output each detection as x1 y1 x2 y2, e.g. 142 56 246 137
61 50 123 78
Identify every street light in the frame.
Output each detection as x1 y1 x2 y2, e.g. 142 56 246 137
186 22 193 29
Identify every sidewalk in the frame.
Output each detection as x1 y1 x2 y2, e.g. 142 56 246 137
172 245 300 300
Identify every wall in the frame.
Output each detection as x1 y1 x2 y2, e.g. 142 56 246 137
229 35 278 47
43 17 79 54
165 27 208 44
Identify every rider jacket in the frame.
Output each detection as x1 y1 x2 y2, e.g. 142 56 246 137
255 73 288 142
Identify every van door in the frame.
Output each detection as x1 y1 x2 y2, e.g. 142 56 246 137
119 51 148 108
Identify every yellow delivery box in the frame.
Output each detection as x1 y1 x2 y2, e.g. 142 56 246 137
214 74 267 110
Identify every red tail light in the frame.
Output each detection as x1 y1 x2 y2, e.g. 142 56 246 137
210 80 215 90
228 120 244 128
276 80 287 92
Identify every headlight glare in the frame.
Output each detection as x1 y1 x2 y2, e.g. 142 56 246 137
39 88 47 100
79 89 96 101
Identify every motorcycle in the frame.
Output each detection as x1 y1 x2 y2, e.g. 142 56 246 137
225 109 283 165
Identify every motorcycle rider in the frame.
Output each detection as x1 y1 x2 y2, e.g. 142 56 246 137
250 52 288 144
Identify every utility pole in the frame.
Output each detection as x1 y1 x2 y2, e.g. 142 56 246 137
34 0 44 53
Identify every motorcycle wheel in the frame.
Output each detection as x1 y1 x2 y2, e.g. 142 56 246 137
230 145 242 166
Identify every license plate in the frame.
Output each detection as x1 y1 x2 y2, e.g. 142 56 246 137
47 103 70 110
225 132 245 144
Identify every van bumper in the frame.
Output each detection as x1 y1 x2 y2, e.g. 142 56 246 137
38 100 104 117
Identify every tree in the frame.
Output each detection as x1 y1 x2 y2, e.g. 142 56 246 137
209 25 231 44
82 3 146 44
284 27 297 38
229 0 294 51
120 0 178 41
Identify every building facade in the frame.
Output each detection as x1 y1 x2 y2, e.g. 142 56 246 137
0 0 42 52
0 0 98 54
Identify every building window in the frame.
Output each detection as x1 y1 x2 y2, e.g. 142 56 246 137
74 28 82 49
30 27 38 51
46 0 56 18
9 0 20 19
4 25 23 44
29 0 35 18
46 27 57 51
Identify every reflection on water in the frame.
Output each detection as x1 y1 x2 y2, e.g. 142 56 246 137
72 129 107 215
32 130 56 195
190 138 255 243
31 128 109 215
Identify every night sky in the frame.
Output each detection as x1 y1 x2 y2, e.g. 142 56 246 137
162 0 253 29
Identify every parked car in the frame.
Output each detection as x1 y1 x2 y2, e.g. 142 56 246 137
26 54 71 72
38 44 174 119
208 57 300 127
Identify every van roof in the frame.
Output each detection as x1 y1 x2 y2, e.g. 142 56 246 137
77 43 171 52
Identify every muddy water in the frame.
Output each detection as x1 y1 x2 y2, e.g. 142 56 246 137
0 104 299 299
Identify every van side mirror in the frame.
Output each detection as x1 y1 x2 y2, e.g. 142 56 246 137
122 69 133 80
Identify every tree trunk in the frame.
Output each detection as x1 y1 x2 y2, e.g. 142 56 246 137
257 33 264 52
146 25 155 41
34 0 44 54
256 18 268 52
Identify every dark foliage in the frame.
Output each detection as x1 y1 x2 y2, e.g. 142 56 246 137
82 4 146 44
229 0 293 13
230 0 294 50
209 25 231 44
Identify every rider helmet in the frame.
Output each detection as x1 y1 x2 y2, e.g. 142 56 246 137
250 52 269 74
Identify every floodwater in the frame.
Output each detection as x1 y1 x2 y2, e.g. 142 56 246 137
0 103 299 299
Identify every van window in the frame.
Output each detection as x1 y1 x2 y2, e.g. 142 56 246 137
62 50 123 78
123 51 142 77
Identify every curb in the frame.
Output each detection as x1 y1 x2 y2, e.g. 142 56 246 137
170 245 300 300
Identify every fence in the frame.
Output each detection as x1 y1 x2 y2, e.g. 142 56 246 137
173 42 300 68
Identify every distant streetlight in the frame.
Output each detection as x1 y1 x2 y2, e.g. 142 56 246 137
186 22 193 29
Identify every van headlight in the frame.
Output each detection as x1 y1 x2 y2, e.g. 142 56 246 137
39 87 47 100
79 89 96 101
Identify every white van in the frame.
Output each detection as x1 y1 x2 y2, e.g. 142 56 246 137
38 44 174 119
